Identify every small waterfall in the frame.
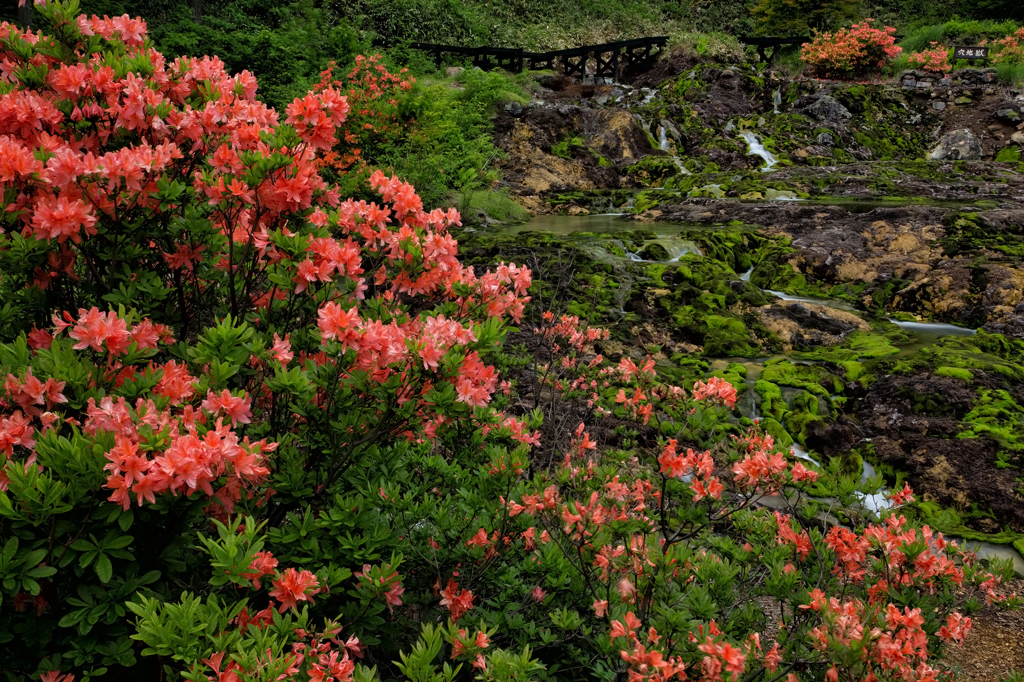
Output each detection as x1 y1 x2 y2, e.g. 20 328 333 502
766 290 857 312
740 267 753 282
746 377 759 421
858 461 893 513
772 88 781 114
738 131 778 171
657 126 692 176
661 240 702 261
885 319 977 336
790 444 820 466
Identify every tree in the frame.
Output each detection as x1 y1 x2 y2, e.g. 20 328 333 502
751 0 863 36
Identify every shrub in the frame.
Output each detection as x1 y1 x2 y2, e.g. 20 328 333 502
0 3 1017 682
800 19 902 75
986 27 1024 64
907 42 952 72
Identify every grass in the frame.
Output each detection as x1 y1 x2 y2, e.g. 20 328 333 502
995 61 1024 86
456 189 532 225
665 31 748 63
898 19 1021 54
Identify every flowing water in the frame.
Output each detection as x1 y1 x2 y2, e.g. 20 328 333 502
765 290 858 312
737 131 778 171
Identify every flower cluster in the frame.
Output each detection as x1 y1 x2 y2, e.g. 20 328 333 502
907 43 953 73
801 20 902 75
985 27 1024 65
313 55 414 176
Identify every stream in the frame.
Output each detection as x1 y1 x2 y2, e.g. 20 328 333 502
500 213 1024 574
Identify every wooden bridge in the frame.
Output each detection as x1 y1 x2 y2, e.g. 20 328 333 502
374 36 670 80
374 34 825 81
738 37 810 63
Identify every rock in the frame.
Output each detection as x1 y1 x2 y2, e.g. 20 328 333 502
594 95 609 106
765 188 798 200
806 95 852 122
445 66 464 78
927 128 983 160
816 132 835 147
996 108 1022 123
954 96 973 105
504 101 523 116
805 144 832 157
932 101 946 111
1011 131 1024 145
983 71 997 82
918 81 932 88
903 78 918 89
939 77 952 87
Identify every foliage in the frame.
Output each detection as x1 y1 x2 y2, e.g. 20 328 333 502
750 0 863 37
364 68 532 210
312 55 416 180
986 27 1024 65
75 0 363 112
800 19 902 75
898 19 1021 54
0 4 1019 682
907 43 952 73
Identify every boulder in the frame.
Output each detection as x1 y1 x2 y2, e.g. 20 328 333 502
927 128 983 160
805 95 852 122
996 108 1022 123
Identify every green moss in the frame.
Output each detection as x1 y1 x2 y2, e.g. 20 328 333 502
702 314 760 356
958 388 1024 465
757 417 794 450
840 360 864 381
639 242 670 261
939 212 1024 260
551 136 586 159
996 146 1022 163
935 366 973 381
760 360 843 397
754 379 788 422
794 331 901 364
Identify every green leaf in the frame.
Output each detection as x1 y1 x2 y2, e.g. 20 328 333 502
94 553 113 584
104 535 134 550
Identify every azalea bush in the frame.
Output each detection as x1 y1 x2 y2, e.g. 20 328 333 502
800 20 903 76
0 3 1018 682
313 55 415 182
986 27 1024 64
907 43 953 73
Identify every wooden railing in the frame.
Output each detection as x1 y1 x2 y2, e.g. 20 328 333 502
738 37 810 62
373 34 835 78
373 36 669 80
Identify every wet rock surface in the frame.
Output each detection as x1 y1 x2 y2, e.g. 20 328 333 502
928 128 983 160
477 57 1024 568
861 372 1024 532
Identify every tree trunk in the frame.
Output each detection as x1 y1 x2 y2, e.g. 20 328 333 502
191 0 203 23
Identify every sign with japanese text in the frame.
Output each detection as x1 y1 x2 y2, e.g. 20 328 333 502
954 46 989 60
